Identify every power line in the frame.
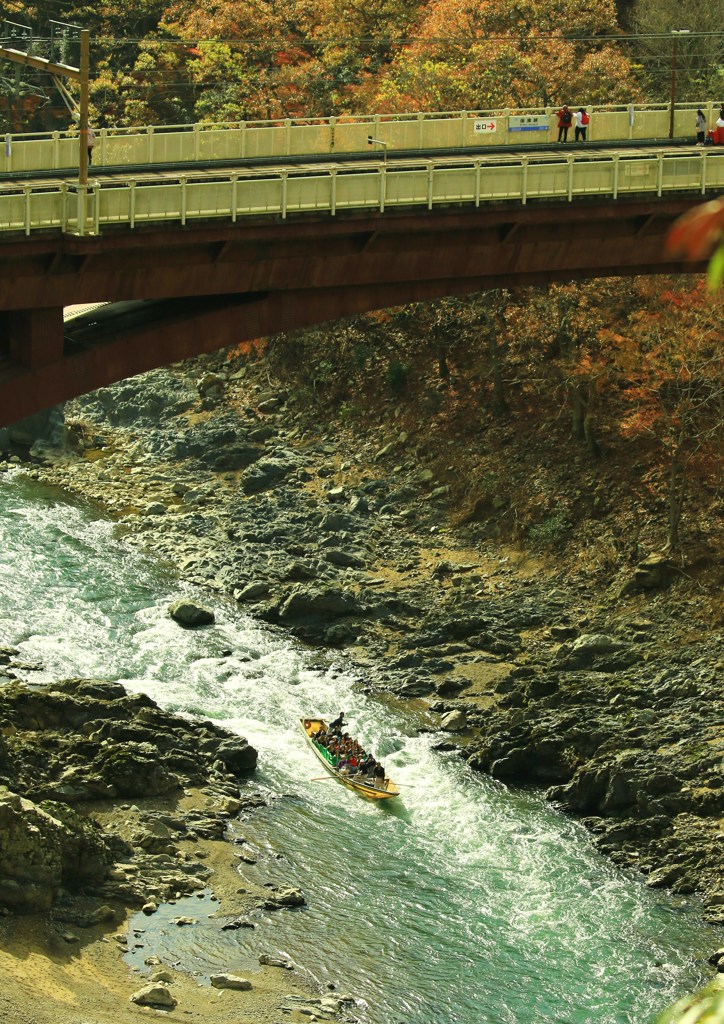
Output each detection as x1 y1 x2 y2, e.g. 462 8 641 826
90 31 724 45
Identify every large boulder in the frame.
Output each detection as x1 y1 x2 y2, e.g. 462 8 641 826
554 633 628 670
38 801 111 885
0 790 64 911
279 586 364 622
240 452 299 494
620 553 675 594
130 983 177 1008
169 599 215 627
91 742 182 797
0 789 110 912
213 738 258 776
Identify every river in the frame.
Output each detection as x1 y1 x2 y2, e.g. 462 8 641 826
0 471 717 1024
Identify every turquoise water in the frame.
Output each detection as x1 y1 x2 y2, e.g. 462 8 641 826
0 471 718 1024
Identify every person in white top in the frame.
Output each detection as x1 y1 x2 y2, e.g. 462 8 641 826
574 108 589 143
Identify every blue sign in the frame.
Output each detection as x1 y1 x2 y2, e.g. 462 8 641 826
509 115 548 132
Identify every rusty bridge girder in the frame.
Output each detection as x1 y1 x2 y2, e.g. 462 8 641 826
0 197 706 426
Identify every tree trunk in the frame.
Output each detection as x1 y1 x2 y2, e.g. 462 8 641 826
583 383 601 458
570 382 586 441
584 411 601 458
488 330 508 418
667 438 687 550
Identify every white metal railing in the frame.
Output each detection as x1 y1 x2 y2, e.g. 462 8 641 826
1 149 722 237
1 103 722 176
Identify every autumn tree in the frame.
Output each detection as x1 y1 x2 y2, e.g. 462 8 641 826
368 0 639 113
514 281 644 459
631 0 724 102
611 282 723 549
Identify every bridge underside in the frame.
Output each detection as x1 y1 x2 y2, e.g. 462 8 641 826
0 196 705 425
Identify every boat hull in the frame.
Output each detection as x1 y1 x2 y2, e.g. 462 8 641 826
301 718 400 800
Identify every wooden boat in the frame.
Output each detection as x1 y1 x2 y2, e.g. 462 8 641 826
301 718 401 800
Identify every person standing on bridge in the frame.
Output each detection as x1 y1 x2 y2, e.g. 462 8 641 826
556 104 572 143
574 108 589 143
695 109 707 145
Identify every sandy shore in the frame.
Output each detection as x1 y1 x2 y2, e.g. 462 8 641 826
0 785 338 1024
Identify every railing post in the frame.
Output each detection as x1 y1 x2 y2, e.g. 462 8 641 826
51 131 60 170
567 154 574 201
240 121 246 160
180 176 187 225
194 124 201 161
23 186 31 235
284 119 292 156
148 124 154 164
329 116 336 153
700 151 707 195
330 169 337 216
475 161 481 206
74 186 86 236
60 182 68 232
281 171 288 218
129 181 136 229
612 154 620 199
379 166 386 212
92 181 101 234
231 174 238 222
656 151 664 197
521 157 529 205
427 161 434 209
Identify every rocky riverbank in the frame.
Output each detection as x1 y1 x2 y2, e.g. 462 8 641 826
1 345 722 1003
0 667 355 1023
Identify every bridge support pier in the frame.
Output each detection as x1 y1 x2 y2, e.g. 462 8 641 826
0 305 65 370
2 308 65 369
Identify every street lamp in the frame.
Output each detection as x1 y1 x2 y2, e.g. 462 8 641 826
669 29 691 140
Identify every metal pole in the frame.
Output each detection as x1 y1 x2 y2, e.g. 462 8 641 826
668 35 677 140
78 29 89 185
669 30 690 141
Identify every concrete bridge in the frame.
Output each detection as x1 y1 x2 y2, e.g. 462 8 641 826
1 136 721 426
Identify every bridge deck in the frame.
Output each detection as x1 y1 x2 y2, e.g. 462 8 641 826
1 144 722 238
0 142 707 186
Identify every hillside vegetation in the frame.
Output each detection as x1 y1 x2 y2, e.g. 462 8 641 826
257 277 723 613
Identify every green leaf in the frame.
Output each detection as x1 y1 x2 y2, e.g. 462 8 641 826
707 244 724 291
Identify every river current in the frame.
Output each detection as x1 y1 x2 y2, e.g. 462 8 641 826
0 472 718 1024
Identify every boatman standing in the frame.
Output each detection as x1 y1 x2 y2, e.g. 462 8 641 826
329 711 345 733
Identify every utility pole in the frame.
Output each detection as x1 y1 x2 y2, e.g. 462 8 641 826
0 28 85 175
78 29 89 185
669 30 690 140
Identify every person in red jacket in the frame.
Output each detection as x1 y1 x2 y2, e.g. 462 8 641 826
556 104 572 142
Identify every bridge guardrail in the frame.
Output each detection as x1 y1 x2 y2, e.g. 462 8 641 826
1 150 722 237
1 104 722 175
